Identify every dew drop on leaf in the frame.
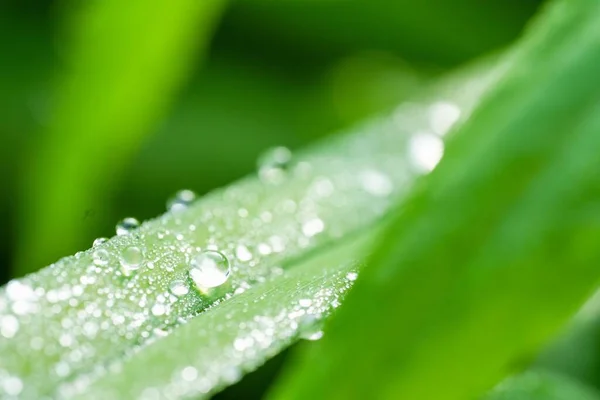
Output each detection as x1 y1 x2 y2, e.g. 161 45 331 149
167 189 197 212
346 271 358 282
359 169 393 197
257 146 292 184
120 246 144 276
92 237 108 247
92 249 110 266
189 250 230 290
115 217 140 236
297 315 324 341
0 315 19 338
302 218 325 237
235 244 252 262
151 303 166 317
408 132 444 173
168 280 190 297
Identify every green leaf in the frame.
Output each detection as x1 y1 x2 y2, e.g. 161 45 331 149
0 60 495 396
269 1 600 399
65 230 376 399
15 0 225 275
485 371 600 400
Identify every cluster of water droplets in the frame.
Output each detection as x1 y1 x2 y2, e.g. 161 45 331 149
64 260 361 399
0 76 483 397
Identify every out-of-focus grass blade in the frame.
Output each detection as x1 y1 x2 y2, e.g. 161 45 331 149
15 0 225 275
270 1 600 399
485 371 600 400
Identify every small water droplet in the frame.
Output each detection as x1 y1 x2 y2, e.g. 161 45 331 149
429 101 461 136
298 298 312 308
92 237 108 247
258 146 292 184
1 315 19 338
116 217 140 236
167 189 196 212
302 218 325 237
302 330 324 341
346 272 358 281
169 280 190 297
298 315 324 341
92 249 110 266
189 250 230 290
360 169 393 197
2 376 23 396
120 246 144 276
181 366 198 382
409 132 444 173
151 303 166 317
235 244 253 262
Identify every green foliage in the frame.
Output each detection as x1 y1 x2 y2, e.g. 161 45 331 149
270 1 600 399
3 0 600 399
484 371 600 400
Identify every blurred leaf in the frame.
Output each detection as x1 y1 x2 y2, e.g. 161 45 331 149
533 291 600 389
14 0 225 275
484 371 600 400
270 1 600 399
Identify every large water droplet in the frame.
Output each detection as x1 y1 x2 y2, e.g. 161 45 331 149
189 250 230 290
169 280 190 297
116 217 140 236
258 146 292 184
167 189 196 212
120 246 144 276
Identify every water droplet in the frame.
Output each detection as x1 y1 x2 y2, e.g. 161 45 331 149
408 132 444 173
360 169 393 197
346 272 358 281
429 101 461 136
189 250 230 290
302 218 325 237
151 303 166 317
2 376 23 396
120 246 144 276
92 249 110 266
92 237 108 247
116 217 140 236
298 315 324 341
169 280 190 297
1 315 19 338
298 298 312 308
302 330 324 341
258 146 292 184
235 244 252 262
181 366 198 382
167 189 196 212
